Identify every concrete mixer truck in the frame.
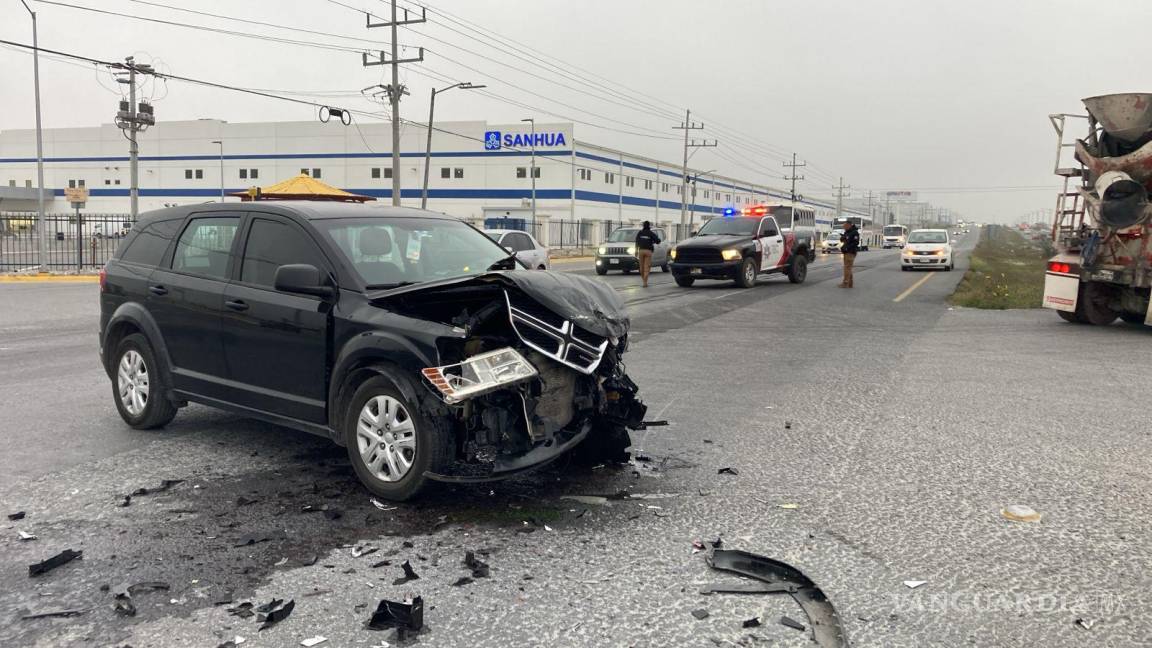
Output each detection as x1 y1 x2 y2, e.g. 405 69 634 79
1043 93 1152 326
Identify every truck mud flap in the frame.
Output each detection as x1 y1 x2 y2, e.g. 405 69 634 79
708 548 848 648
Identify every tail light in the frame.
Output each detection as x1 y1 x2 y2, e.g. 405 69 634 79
1047 261 1073 274
98 266 108 292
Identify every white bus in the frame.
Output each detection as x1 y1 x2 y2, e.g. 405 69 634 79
882 224 908 249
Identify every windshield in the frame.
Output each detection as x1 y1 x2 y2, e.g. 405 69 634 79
315 217 514 288
697 217 757 236
826 232 842 240
908 231 948 244
607 228 639 242
883 226 905 236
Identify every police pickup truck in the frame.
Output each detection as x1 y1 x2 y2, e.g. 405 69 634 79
669 214 814 288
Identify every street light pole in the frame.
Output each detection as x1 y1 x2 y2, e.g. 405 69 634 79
420 81 484 210
211 140 223 201
20 0 46 269
521 118 536 237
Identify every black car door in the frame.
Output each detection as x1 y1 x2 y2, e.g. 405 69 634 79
146 214 240 401
220 215 332 424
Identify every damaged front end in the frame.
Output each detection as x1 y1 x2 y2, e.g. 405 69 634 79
372 271 647 482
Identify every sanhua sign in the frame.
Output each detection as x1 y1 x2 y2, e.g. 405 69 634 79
484 130 567 151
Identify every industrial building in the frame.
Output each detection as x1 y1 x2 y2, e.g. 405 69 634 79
0 118 864 244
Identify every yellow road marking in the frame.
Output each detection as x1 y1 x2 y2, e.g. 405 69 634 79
0 274 99 283
893 272 936 302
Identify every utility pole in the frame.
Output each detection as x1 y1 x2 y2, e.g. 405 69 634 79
20 0 46 269
833 177 851 224
782 153 806 217
420 82 483 209
114 57 155 224
364 0 425 207
211 140 224 201
883 193 892 226
522 118 537 237
863 190 877 227
673 110 715 229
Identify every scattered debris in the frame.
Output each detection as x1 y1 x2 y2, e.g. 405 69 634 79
717 467 740 476
217 635 247 647
18 530 36 541
464 551 490 578
784 421 792 430
367 596 424 638
302 588 332 597
903 581 927 589
353 545 380 558
691 609 710 620
274 557 289 567
452 577 474 587
560 495 609 506
708 548 847 648
257 599 295 630
301 637 328 647
28 549 82 577
779 615 806 631
1075 618 1094 630
9 511 26 520
117 495 132 507
544 525 554 532
113 592 136 617
370 560 392 569
742 617 762 628
233 530 286 547
21 608 86 620
131 479 184 496
699 582 796 595
1001 505 1042 523
370 498 397 512
228 602 255 619
323 508 344 521
236 496 258 507
392 560 420 586
778 503 799 510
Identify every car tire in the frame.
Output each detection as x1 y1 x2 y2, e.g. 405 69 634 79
112 333 178 430
622 268 632 275
945 262 953 271
735 257 757 288
787 255 807 284
595 265 608 276
661 262 670 273
344 375 451 501
901 266 910 272
675 275 695 288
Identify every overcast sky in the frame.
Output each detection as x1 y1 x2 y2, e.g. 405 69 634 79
2 0 1149 223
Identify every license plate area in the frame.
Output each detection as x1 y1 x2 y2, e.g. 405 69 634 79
609 259 619 265
690 268 702 275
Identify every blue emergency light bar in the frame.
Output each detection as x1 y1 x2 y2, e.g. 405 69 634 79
722 207 737 216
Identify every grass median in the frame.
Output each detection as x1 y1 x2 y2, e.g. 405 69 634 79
950 225 1051 309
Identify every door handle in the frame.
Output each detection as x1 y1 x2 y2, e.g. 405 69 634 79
225 299 249 312
148 285 168 296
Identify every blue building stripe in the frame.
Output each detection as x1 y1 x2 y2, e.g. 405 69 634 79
0 150 572 164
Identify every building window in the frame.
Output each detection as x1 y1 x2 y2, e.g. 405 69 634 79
115 179 121 185
9 180 16 187
661 183 669 192
371 167 380 179
25 179 32 188
251 169 258 179
517 167 540 179
625 176 635 188
454 168 464 179
195 169 204 179
604 172 614 184
68 179 86 188
301 168 309 176
578 168 592 181
104 179 111 185
441 167 451 179
644 179 653 190
312 168 321 179
185 170 193 180
240 169 248 179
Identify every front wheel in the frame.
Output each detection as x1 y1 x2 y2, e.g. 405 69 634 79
675 275 695 287
595 265 608 276
661 262 670 273
344 376 451 501
734 257 757 288
787 255 808 284
901 266 910 272
112 333 177 430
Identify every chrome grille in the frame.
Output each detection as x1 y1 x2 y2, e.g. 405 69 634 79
605 246 631 255
505 292 609 375
675 248 723 264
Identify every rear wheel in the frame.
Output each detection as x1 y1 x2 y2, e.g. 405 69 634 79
537 265 546 270
1079 282 1119 326
787 255 808 284
112 333 178 430
735 257 757 288
675 275 695 288
344 375 451 501
1057 309 1085 324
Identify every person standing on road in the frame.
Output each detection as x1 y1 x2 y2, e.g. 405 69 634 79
635 221 661 288
839 220 860 288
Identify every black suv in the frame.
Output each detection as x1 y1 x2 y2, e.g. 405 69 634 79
99 202 647 500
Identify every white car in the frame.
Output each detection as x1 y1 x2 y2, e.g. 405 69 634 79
901 229 953 271
483 229 550 270
821 232 843 253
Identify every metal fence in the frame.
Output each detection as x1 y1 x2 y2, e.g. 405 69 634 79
1 212 132 271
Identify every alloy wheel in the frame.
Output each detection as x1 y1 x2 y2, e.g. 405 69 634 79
356 395 417 482
117 350 149 417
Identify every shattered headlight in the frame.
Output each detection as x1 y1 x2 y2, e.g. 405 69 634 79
422 348 537 404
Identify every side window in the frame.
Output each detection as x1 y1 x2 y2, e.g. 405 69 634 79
240 218 325 288
118 218 182 266
172 217 239 279
654 228 666 242
759 219 778 237
511 233 534 252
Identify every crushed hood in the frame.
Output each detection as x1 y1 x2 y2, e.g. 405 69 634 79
366 270 630 339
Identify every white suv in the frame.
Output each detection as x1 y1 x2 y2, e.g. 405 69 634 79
901 229 953 271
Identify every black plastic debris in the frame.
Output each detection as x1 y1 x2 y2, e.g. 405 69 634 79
392 560 420 586
464 551 490 578
742 617 762 628
233 530 286 547
785 421 792 430
691 609 710 620
111 582 168 618
352 545 379 558
28 549 82 577
227 602 255 619
236 496 258 507
779 615 805 631
131 479 184 496
370 560 392 569
367 596 423 638
257 599 295 630
323 508 344 521
401 541 414 548
707 548 847 648
113 593 136 617
700 582 796 595
452 577 474 587
717 467 740 476
21 608 86 620
118 495 132 508
8 511 26 520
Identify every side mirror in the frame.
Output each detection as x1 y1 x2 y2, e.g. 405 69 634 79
504 245 515 253
274 264 335 298
690 230 698 237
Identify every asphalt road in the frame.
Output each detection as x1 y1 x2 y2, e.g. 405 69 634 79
3 234 1152 647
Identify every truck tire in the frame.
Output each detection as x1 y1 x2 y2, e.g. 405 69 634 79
1079 282 1119 326
1057 310 1085 324
1119 312 1147 326
787 255 808 284
675 275 695 288
735 257 757 288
